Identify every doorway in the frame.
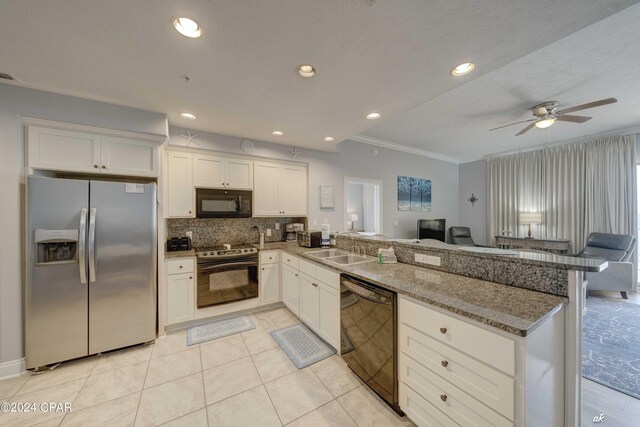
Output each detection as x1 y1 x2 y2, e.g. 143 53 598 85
344 177 382 235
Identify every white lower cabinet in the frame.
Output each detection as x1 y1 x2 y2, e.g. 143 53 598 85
282 264 300 315
299 274 320 329
279 252 340 351
166 258 195 325
260 263 281 305
398 295 566 427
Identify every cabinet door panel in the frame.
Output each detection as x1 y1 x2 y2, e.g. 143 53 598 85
282 265 300 315
100 136 157 176
193 154 225 188
318 282 340 350
167 273 194 325
226 158 253 189
299 274 319 329
260 264 281 305
167 152 194 217
279 165 307 216
28 126 101 173
254 162 281 216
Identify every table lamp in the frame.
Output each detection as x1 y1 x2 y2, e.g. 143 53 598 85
348 213 359 230
519 212 543 238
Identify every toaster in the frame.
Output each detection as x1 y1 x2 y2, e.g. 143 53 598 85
166 236 192 252
297 230 322 248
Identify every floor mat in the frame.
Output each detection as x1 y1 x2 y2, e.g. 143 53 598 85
186 315 256 345
270 324 335 369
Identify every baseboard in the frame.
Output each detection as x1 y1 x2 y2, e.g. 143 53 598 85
0 358 26 380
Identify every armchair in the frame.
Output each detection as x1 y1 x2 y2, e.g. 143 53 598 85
575 232 636 299
448 226 485 247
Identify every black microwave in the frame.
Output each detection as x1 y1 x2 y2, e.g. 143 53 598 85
196 189 252 218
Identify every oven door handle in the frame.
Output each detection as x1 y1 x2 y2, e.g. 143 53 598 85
198 261 258 271
341 279 392 305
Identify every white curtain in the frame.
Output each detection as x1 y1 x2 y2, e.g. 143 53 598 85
488 134 637 261
362 183 376 233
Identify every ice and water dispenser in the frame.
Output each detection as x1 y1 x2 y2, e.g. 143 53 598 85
34 229 79 264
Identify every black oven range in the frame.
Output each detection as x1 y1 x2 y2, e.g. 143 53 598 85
196 245 258 308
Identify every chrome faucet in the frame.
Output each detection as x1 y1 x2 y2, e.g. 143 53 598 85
333 231 356 253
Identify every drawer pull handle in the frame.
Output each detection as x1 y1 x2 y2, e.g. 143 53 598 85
440 327 447 334
295 274 298 277
189 276 192 279
179 266 183 269
441 360 448 368
93 164 99 168
440 394 447 402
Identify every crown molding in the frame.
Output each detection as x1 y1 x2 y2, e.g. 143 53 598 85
349 134 460 164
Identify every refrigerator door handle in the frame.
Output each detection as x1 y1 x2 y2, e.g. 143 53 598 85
88 208 97 283
78 208 88 284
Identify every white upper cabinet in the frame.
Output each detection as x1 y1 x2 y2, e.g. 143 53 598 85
254 161 307 217
26 122 161 177
167 151 194 218
100 135 158 176
193 154 253 190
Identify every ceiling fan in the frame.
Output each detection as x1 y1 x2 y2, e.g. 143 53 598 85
489 97 618 136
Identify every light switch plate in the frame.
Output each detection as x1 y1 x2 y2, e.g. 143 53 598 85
393 219 399 226
426 255 441 266
275 223 280 230
266 229 272 237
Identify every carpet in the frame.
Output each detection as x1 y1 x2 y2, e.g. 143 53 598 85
583 296 640 399
270 324 335 369
186 315 255 345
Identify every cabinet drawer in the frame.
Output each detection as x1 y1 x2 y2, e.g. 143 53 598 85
400 323 514 420
260 250 280 265
282 254 299 270
399 296 515 375
400 355 512 427
299 258 316 278
167 258 194 275
399 382 457 427
316 265 339 290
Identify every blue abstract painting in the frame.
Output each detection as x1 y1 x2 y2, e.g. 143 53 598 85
397 176 431 212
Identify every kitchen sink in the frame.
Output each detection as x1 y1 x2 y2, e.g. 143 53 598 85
306 249 349 259
324 254 376 266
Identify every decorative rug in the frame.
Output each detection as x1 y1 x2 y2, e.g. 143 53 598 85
270 324 335 369
186 315 255 346
583 296 640 399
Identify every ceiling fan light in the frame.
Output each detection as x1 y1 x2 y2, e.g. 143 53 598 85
535 118 555 129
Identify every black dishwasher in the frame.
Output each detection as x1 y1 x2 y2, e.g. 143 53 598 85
340 274 402 415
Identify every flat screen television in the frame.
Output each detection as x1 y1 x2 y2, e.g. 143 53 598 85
417 219 446 242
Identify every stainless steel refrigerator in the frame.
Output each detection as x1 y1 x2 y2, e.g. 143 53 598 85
26 176 157 369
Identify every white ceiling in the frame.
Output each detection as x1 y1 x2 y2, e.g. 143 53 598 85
362 2 640 162
0 1 638 156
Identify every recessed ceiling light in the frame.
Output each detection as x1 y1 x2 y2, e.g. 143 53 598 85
297 65 316 78
323 137 335 142
173 17 202 38
366 112 381 120
272 131 284 136
450 62 475 77
535 118 555 129
180 112 196 120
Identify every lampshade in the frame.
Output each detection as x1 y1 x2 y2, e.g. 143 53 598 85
519 211 543 225
348 213 359 222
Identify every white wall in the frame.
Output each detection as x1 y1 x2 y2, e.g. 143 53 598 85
168 126 460 238
458 159 488 245
0 84 167 366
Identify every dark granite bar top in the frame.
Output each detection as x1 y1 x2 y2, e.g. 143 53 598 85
259 242 567 337
344 235 607 272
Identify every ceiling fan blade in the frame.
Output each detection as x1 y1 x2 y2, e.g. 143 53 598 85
557 97 617 115
515 123 536 136
556 115 592 123
489 118 537 131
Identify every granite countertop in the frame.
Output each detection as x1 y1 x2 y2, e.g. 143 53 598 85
259 242 567 337
164 249 196 259
342 235 607 272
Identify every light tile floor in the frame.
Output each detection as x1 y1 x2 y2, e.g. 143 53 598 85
0 307 413 427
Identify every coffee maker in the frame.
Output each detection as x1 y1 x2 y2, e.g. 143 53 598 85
286 223 304 243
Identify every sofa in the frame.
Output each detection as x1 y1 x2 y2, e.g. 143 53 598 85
575 232 636 299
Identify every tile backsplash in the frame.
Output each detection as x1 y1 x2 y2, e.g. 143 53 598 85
166 217 307 248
